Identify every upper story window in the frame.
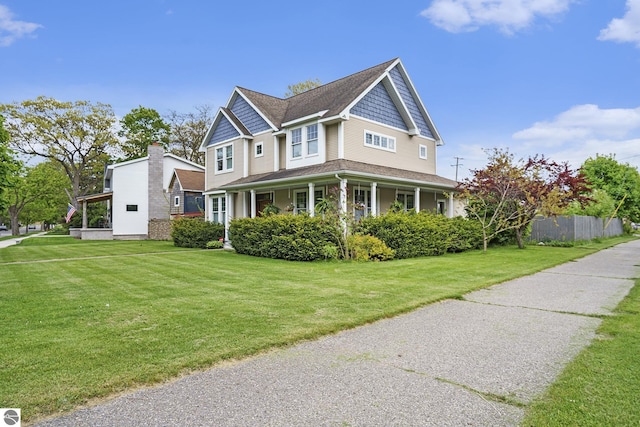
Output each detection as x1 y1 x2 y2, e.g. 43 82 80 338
364 130 396 152
215 143 233 173
307 124 318 155
419 144 427 159
291 124 319 159
255 141 263 157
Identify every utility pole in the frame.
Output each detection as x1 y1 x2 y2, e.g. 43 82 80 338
451 157 464 182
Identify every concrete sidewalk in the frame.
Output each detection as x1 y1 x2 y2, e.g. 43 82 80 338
0 232 47 249
34 240 640 426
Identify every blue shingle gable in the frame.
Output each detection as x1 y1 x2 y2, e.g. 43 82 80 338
210 116 240 145
389 66 434 139
349 83 407 131
230 95 271 134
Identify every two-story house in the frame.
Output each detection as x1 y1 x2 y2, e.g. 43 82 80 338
200 58 462 238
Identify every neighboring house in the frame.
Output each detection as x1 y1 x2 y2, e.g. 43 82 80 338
169 168 205 217
200 58 463 238
77 144 204 240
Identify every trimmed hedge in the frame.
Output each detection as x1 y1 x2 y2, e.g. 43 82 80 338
347 234 395 261
229 214 337 261
171 217 225 249
356 212 483 259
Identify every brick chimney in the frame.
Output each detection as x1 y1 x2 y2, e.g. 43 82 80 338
147 143 168 220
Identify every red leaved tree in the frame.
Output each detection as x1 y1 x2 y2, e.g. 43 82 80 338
457 148 589 251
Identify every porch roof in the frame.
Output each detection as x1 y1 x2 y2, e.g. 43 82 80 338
213 160 458 193
77 191 113 203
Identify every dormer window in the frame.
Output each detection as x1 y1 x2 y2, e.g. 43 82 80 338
307 124 318 155
291 128 302 158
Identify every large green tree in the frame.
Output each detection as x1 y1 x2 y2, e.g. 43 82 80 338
0 97 118 205
118 106 170 160
579 154 640 222
5 161 70 235
165 105 213 165
1 115 22 215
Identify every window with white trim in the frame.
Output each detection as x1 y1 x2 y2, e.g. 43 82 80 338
364 130 396 152
291 128 302 158
211 196 226 224
174 196 180 207
216 143 233 173
396 192 415 211
294 190 308 214
307 124 318 155
255 141 263 157
419 144 427 159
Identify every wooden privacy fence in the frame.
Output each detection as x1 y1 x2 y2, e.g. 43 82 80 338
529 215 623 242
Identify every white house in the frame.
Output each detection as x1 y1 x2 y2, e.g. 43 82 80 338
77 144 204 240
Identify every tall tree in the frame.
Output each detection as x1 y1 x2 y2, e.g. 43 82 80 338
5 161 69 235
457 148 588 251
0 97 118 205
284 78 322 98
0 115 21 214
118 106 170 160
579 155 640 222
165 105 213 165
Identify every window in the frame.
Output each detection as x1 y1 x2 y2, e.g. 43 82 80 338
291 128 302 158
364 130 396 152
255 141 263 157
419 144 427 159
294 190 307 214
353 189 371 221
307 124 318 155
211 196 226 224
216 143 233 173
126 204 138 212
396 193 415 211
174 196 180 207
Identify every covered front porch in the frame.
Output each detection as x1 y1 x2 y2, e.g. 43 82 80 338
73 192 113 240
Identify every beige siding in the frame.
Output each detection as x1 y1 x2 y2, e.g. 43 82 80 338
249 133 275 175
343 117 437 174
278 136 286 170
325 123 339 161
205 139 245 190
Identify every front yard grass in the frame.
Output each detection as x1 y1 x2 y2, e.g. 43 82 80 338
0 236 635 424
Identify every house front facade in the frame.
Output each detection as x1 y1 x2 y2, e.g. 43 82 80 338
200 58 463 238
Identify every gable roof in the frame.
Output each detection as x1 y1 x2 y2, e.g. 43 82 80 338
172 169 205 192
201 58 442 149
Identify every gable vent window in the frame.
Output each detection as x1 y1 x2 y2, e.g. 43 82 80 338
364 130 396 153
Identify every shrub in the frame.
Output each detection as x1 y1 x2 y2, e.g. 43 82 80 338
357 212 482 258
171 217 225 249
347 234 395 261
206 240 224 249
229 214 336 261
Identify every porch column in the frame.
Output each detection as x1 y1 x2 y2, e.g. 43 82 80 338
273 136 280 171
308 182 315 216
225 192 234 242
82 201 88 229
370 182 378 216
339 178 348 214
449 193 454 218
250 189 256 218
240 191 248 218
414 187 421 213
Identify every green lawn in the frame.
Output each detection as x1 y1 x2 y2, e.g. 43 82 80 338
0 236 635 424
522 277 640 426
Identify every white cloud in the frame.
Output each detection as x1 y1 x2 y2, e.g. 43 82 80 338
421 0 575 34
512 104 640 170
598 0 640 48
0 4 42 47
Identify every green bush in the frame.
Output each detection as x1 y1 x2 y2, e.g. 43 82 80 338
347 234 395 261
357 212 482 258
171 217 225 249
229 214 337 261
206 240 224 249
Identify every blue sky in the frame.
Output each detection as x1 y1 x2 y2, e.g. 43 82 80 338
1 0 639 180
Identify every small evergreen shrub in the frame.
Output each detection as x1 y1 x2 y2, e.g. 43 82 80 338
347 235 395 261
171 217 225 249
229 214 336 261
206 240 224 249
